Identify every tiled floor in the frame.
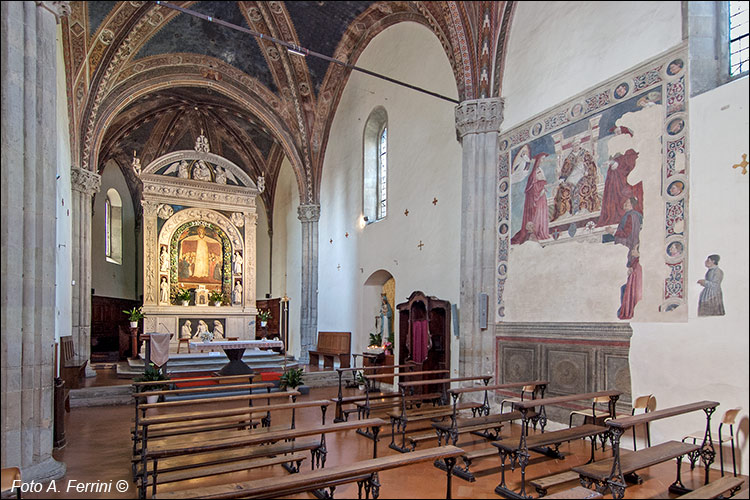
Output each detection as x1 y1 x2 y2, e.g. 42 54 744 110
30 369 749 499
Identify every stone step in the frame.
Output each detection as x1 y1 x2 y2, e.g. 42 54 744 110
69 384 133 407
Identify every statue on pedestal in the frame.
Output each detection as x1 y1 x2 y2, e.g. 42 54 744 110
233 281 243 304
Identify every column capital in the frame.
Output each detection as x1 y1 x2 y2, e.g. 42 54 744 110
141 200 160 218
455 97 504 140
70 166 101 196
297 204 321 223
36 2 72 19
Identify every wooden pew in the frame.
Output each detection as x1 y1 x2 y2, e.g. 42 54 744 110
427 380 548 481
139 417 387 499
332 363 418 422
60 336 87 390
491 390 621 499
153 445 466 500
309 331 351 368
572 400 720 500
356 369 451 435
676 475 744 499
136 399 332 496
388 376 491 453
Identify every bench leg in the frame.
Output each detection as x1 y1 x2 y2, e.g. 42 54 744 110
444 457 457 500
668 454 689 495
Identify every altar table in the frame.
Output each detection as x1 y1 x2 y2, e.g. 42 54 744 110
189 339 283 375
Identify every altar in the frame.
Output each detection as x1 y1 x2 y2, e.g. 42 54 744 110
190 340 283 375
138 133 262 347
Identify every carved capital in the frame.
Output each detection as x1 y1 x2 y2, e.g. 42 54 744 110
141 200 160 218
70 166 101 196
455 97 504 140
297 204 320 223
36 1 71 19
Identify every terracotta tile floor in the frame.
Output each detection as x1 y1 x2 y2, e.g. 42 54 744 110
31 378 748 499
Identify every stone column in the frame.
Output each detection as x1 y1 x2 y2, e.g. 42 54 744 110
71 167 101 377
297 204 320 364
1 1 68 481
455 98 504 381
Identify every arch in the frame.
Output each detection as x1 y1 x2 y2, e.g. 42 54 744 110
143 150 256 190
86 61 310 204
363 107 388 223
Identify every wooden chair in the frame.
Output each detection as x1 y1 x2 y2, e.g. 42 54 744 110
606 394 656 451
176 338 191 354
683 407 742 477
1 467 21 500
499 384 538 413
569 395 614 428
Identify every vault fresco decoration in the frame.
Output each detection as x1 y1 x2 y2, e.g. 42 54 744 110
496 47 689 322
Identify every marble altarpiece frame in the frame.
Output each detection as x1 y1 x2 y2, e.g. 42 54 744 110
139 135 260 342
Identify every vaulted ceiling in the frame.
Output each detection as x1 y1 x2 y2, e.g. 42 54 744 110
63 1 515 219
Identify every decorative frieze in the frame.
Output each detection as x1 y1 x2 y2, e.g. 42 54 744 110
297 204 321 223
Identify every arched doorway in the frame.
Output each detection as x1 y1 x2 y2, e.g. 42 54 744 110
361 270 396 359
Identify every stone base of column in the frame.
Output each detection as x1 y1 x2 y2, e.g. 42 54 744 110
22 456 66 484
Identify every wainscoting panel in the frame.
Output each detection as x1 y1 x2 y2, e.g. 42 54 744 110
495 322 632 423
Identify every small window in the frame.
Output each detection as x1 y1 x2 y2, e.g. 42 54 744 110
363 107 388 223
378 126 388 219
105 188 122 265
730 0 749 76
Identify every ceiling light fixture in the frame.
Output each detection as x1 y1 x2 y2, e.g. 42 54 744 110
287 46 307 57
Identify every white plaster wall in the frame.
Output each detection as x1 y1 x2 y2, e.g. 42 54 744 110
502 1 683 130
631 76 749 474
91 160 137 299
272 158 301 356
256 198 271 299
55 24 72 352
318 22 462 374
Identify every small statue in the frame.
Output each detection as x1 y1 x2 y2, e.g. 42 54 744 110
180 320 192 339
194 320 209 340
213 320 224 339
257 175 266 193
193 160 212 182
233 281 243 304
214 166 227 184
159 246 169 272
159 276 170 304
177 160 189 178
232 251 243 275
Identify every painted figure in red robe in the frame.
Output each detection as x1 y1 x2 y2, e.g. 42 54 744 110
511 153 551 244
598 149 644 227
606 197 643 319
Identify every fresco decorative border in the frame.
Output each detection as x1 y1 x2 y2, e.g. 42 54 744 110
496 45 689 322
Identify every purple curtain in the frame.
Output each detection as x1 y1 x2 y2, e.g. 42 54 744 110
412 320 429 364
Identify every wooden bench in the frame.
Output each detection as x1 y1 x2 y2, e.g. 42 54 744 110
332 363 418 422
60 336 87 390
676 475 744 499
139 417 388 499
573 400 720 500
491 390 621 498
309 331 351 368
136 399 333 496
544 485 603 499
387 375 490 453
153 445 466 500
529 470 581 497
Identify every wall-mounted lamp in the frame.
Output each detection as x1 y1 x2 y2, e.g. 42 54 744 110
359 215 368 229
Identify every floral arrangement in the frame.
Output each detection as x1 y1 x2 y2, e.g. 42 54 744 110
175 288 192 302
200 330 214 342
208 290 224 303
123 306 144 322
257 309 273 322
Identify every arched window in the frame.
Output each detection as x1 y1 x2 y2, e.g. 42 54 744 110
730 1 749 77
105 188 123 265
363 107 388 223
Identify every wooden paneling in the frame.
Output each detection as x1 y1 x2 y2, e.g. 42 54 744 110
91 295 140 360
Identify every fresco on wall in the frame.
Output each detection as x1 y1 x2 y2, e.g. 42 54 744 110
170 221 233 296
697 254 725 316
496 48 689 322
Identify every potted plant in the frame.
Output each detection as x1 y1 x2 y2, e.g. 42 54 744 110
355 371 367 391
175 288 191 306
279 367 308 395
257 309 272 328
209 290 224 307
123 306 144 328
134 363 170 404
368 332 383 347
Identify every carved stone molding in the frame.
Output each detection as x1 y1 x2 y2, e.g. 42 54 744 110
70 166 101 196
297 204 321 223
37 1 71 19
231 212 245 228
158 208 243 251
455 97 504 140
157 203 174 220
141 182 257 208
141 200 160 218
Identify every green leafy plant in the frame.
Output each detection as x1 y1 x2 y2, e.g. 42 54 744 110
368 332 383 347
208 290 224 303
175 288 192 302
257 309 273 322
355 371 367 387
134 363 170 391
123 307 144 322
279 367 305 390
